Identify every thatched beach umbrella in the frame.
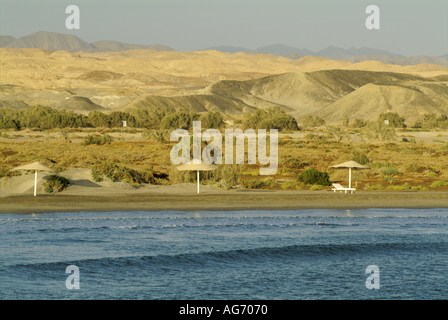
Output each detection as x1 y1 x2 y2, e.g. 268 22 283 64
330 161 370 189
176 163 218 194
11 162 57 196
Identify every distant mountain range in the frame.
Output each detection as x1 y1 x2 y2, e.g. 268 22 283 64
0 31 174 53
202 44 448 67
1 31 447 66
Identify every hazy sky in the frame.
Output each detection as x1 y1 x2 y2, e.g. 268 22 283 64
1 0 447 56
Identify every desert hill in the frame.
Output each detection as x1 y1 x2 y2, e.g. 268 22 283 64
202 43 448 67
198 70 448 121
57 96 106 112
1 47 447 123
6 31 97 52
120 70 448 124
202 44 402 59
121 93 258 115
0 99 29 109
0 36 16 47
91 41 174 52
2 31 175 53
3 31 446 67
349 54 448 67
311 82 448 124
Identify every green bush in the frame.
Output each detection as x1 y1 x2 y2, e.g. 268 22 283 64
281 155 307 169
0 165 21 179
378 112 406 128
241 178 275 189
81 134 113 146
243 107 299 131
200 111 225 129
369 184 384 190
304 133 323 140
212 164 240 187
411 186 429 191
413 113 448 129
43 175 70 193
380 168 401 176
297 168 331 186
430 181 448 188
160 109 199 130
365 122 396 141
352 150 369 165
302 115 326 127
91 162 138 184
0 105 90 130
352 118 368 128
281 181 295 190
326 126 346 141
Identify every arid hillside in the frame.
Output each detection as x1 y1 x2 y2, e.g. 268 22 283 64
1 47 447 123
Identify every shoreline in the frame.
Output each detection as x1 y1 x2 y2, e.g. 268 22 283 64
1 191 447 214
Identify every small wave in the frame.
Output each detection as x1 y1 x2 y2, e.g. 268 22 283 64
7 241 446 272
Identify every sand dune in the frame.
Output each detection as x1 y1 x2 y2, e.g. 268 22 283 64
0 168 144 197
0 172 50 196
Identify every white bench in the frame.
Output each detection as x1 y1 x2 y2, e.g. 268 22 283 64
331 183 356 194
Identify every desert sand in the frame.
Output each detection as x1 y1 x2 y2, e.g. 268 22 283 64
1 168 447 214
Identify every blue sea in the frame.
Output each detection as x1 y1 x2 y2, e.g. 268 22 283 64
0 209 447 300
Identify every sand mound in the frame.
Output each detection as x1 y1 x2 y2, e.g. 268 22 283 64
49 50 81 59
57 96 106 111
77 70 124 82
293 56 330 66
57 168 101 188
349 60 392 70
0 172 50 196
403 63 448 73
0 168 144 197
0 99 30 109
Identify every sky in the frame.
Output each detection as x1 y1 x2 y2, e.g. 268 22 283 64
0 0 447 57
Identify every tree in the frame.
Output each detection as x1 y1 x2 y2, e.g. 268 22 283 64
302 115 326 127
366 122 395 141
343 115 349 127
326 126 346 141
378 112 406 128
200 111 224 129
243 106 299 131
160 108 199 130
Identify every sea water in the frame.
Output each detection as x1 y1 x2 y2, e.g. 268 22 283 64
0 209 447 300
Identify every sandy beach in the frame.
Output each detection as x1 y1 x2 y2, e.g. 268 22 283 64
1 166 447 214
1 188 447 214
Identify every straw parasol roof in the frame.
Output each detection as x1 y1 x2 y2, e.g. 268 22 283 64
330 161 370 170
176 163 218 171
11 162 58 173
176 163 218 193
330 161 370 189
11 162 57 196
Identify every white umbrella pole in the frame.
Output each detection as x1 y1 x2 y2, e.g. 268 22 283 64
349 168 352 189
34 170 37 196
197 170 200 194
